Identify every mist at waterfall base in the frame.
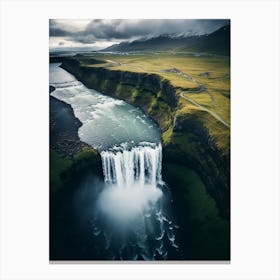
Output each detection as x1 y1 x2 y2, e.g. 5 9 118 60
99 143 163 227
50 63 179 260
68 144 179 260
72 145 179 260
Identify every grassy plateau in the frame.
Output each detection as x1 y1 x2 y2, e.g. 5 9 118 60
71 52 230 154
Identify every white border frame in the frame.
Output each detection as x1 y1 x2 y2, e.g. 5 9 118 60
1 0 279 279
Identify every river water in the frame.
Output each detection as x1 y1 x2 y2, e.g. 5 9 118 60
49 63 179 260
49 63 161 151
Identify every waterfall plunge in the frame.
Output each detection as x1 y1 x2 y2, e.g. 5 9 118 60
98 143 164 224
101 143 162 188
94 142 179 260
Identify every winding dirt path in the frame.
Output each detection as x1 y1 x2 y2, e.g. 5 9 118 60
162 68 229 128
179 91 230 128
103 60 229 128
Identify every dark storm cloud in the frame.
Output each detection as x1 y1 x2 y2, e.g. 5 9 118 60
65 35 96 44
49 27 72 37
49 19 74 37
83 19 229 39
50 19 229 44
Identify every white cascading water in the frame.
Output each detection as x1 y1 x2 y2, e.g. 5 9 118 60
97 143 164 226
101 142 162 188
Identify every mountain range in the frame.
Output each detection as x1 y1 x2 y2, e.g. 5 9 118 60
103 25 230 55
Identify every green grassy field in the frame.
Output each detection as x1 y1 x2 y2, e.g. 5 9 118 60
79 53 229 98
76 52 230 154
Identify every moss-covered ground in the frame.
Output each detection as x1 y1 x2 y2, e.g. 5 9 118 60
50 147 101 192
164 163 230 259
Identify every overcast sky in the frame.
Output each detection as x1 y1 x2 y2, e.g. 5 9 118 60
49 19 229 51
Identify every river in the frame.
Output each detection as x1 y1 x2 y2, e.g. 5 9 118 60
49 63 179 260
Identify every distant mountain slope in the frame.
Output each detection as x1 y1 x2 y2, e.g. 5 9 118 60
103 25 230 55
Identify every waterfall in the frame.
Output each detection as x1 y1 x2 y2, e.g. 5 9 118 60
95 142 179 259
100 142 162 188
98 142 164 221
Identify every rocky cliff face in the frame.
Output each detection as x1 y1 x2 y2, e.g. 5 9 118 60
165 114 230 219
58 57 176 132
52 56 230 220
